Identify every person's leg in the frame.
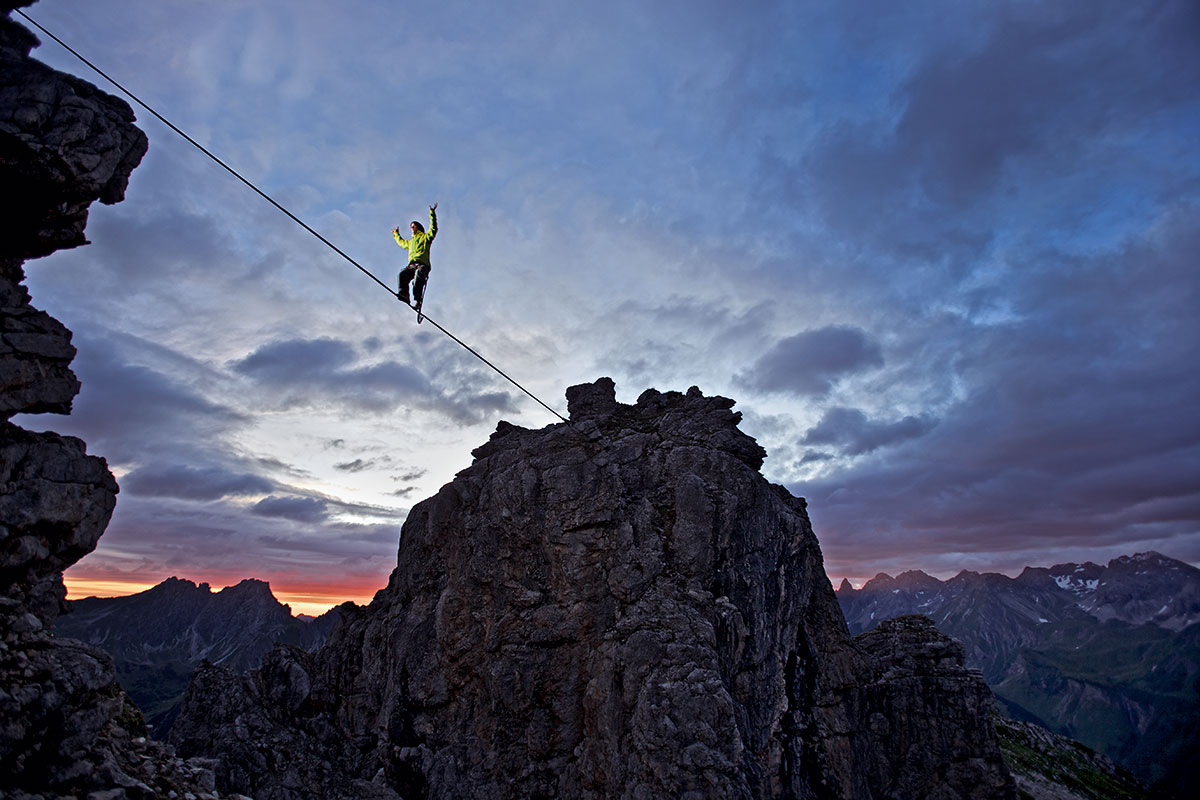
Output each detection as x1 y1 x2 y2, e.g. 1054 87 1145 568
413 265 430 307
397 264 416 302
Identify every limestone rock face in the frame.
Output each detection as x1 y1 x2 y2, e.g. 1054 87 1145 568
0 2 147 419
0 5 148 262
848 616 1015 798
0 265 80 418
172 379 1016 800
0 422 118 625
0 5 232 798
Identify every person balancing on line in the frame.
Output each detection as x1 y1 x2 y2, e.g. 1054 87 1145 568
392 202 438 311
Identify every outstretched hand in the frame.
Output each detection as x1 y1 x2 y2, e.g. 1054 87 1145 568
430 202 438 212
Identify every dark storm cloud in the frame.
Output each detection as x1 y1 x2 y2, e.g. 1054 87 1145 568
251 495 330 523
739 326 883 397
799 209 1200 574
121 463 276 500
729 0 1200 576
780 0 1200 265
802 407 936 456
232 336 516 423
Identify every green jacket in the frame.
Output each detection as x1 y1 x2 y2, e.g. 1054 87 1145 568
393 208 438 267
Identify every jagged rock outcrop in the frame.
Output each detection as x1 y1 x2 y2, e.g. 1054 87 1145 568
1 5 232 798
1 0 146 419
172 378 1016 799
848 616 1015 797
0 2 147 264
0 422 117 627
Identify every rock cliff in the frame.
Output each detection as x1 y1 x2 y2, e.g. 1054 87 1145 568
171 379 1017 799
1 4 233 798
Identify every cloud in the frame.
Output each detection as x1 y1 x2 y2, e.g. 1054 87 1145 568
121 463 276 500
232 337 357 383
251 495 330 523
65 492 402 604
22 0 1199 601
892 0 1200 206
231 336 516 423
799 207 1200 576
12 328 247 466
739 326 884 397
333 454 399 474
79 204 241 285
802 407 936 456
751 0 1200 287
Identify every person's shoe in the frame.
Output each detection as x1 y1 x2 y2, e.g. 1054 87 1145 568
398 291 411 304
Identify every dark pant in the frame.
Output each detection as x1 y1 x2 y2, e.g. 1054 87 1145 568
398 263 430 304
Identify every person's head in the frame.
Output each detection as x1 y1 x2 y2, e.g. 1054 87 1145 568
411 220 424 234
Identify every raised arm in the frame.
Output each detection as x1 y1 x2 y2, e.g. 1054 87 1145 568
428 204 438 238
392 227 410 249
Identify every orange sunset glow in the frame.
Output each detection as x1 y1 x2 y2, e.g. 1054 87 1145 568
64 571 386 618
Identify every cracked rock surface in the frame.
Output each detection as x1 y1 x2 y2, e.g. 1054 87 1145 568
173 378 1016 799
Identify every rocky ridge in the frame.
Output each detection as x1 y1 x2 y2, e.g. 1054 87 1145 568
1 4 236 798
57 577 344 735
171 378 1017 799
836 555 1199 794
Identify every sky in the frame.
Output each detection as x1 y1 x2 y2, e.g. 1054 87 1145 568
11 0 1200 615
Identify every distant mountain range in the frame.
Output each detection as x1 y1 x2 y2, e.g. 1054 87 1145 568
56 577 344 735
837 551 1200 796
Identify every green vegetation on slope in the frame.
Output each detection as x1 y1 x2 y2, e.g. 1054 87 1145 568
993 715 1151 800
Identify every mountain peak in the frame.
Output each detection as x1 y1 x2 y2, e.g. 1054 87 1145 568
142 576 205 597
861 571 896 590
894 569 940 589
1110 551 1197 573
218 577 274 596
